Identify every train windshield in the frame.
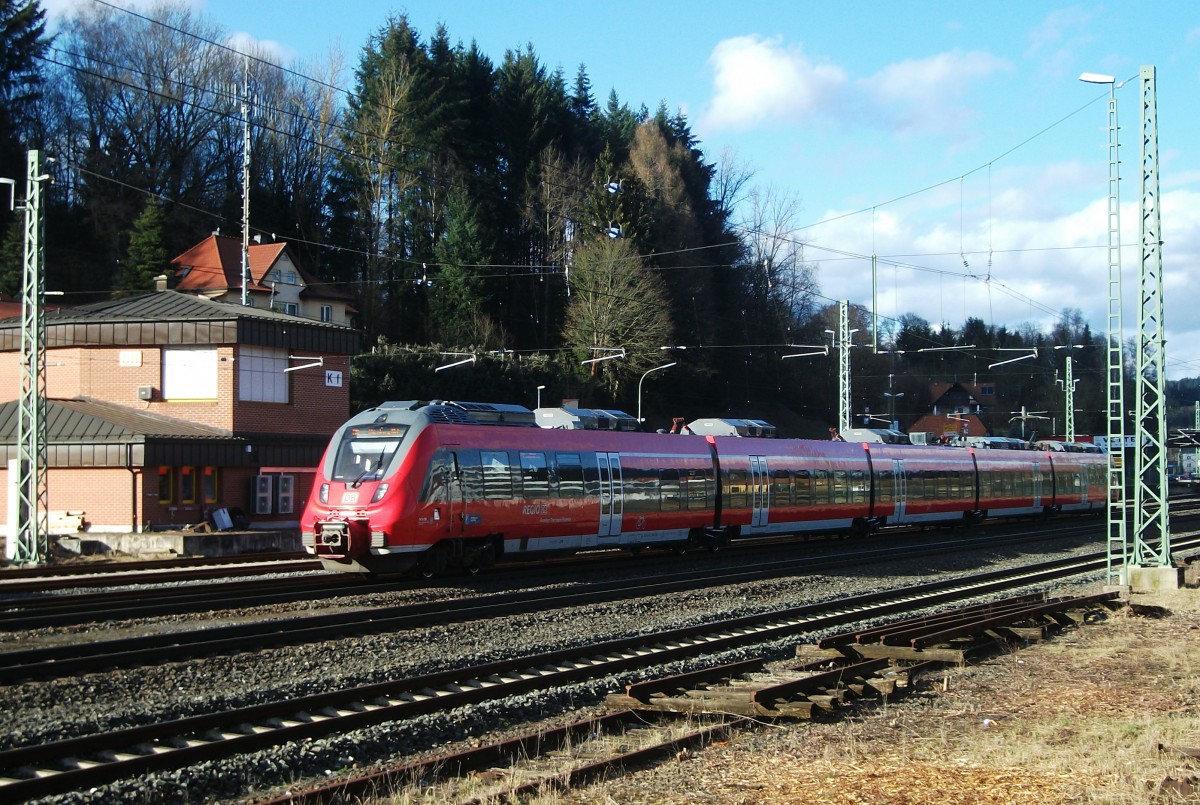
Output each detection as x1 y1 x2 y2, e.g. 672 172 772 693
331 423 410 484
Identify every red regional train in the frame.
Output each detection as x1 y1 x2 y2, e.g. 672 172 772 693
300 401 1108 575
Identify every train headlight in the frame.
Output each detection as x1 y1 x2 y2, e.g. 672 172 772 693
319 483 329 504
371 482 389 503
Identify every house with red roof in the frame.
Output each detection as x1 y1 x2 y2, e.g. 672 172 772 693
171 235 356 326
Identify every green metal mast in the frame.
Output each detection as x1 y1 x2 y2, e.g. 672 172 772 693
1132 65 1170 567
13 150 48 565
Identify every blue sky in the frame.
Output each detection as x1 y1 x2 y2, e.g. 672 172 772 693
49 1 1200 378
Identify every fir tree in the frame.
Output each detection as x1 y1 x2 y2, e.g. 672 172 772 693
116 198 168 296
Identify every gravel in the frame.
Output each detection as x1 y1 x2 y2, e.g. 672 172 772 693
0 528 1155 804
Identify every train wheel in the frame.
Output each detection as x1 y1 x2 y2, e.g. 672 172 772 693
464 541 497 575
418 543 450 579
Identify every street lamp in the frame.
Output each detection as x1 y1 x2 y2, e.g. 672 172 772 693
1080 70 1126 582
884 391 904 428
536 384 546 409
637 362 676 426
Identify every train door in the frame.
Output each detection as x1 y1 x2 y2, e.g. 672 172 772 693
750 456 769 527
891 460 908 523
597 453 624 537
447 450 466 537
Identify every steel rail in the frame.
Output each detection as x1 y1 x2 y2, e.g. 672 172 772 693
0 548 1149 800
0 527 1107 683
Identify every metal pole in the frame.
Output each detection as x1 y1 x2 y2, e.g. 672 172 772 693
637 363 675 426
1064 356 1076 442
1132 65 1170 567
13 150 48 564
837 301 851 436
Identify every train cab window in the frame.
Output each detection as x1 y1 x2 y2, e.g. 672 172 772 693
481 451 514 499
794 470 812 505
332 424 409 483
660 469 681 511
771 469 792 507
421 450 451 503
555 453 584 498
520 452 549 498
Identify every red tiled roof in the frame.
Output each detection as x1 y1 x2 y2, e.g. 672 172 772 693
171 235 353 302
909 414 988 438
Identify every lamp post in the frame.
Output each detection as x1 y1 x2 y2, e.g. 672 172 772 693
536 384 546 409
884 392 904 430
637 362 675 426
1079 70 1126 582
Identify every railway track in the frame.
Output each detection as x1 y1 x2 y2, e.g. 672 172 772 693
0 525 1107 683
0 553 320 592
0 516 1108 630
0 544 1160 802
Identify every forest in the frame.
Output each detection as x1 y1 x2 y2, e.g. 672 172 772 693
0 0 1195 439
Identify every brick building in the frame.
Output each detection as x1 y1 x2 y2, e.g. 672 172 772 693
0 288 358 538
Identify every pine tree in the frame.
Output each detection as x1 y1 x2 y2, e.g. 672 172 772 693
116 198 168 296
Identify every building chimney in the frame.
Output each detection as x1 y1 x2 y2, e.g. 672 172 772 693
154 274 169 292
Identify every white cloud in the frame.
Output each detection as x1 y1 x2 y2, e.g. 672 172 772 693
804 185 1200 378
701 35 847 132
226 31 295 66
860 50 1011 136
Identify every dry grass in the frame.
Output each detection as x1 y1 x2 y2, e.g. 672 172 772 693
550 588 1200 805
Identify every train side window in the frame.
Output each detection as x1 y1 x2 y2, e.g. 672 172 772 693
850 470 867 504
683 470 709 509
556 453 584 498
481 451 513 500
907 469 924 500
812 469 829 504
520 452 549 498
794 470 812 505
947 471 960 499
875 469 893 504
660 469 680 511
771 469 792 506
727 468 749 508
831 470 848 504
624 466 657 515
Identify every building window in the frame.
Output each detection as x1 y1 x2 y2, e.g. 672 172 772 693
162 348 218 400
158 466 174 504
202 467 219 504
283 302 299 316
285 271 296 284
320 304 333 323
180 466 197 504
238 345 289 403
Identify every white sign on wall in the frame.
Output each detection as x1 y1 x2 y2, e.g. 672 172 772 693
325 370 343 387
